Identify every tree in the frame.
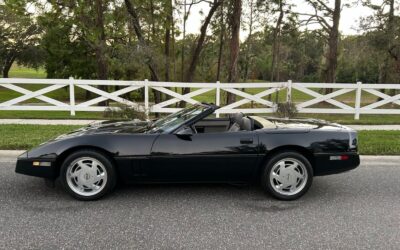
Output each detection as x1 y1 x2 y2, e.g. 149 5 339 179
270 0 286 82
242 0 259 82
180 0 224 107
0 0 42 78
226 0 242 104
216 1 226 81
164 0 173 82
299 0 345 89
361 0 400 84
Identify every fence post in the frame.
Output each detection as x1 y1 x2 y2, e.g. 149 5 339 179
216 81 220 118
69 77 75 116
286 80 292 103
354 81 362 120
144 79 149 119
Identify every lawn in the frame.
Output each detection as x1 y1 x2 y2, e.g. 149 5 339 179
0 125 398 155
8 64 47 79
0 111 104 120
0 125 81 150
294 114 400 125
358 131 400 155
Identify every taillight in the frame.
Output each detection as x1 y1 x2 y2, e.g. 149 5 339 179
330 155 350 161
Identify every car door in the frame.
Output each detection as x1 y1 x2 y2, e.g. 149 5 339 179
144 131 260 182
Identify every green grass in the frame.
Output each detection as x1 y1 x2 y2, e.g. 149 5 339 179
0 111 104 120
358 131 400 155
0 125 398 155
8 64 47 79
0 125 81 150
294 114 400 125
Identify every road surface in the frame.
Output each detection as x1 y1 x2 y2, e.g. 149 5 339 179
1 156 399 249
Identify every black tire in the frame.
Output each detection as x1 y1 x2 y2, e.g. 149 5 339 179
261 151 313 201
60 149 117 201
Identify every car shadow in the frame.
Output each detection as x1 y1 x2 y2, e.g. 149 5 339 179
8 174 352 215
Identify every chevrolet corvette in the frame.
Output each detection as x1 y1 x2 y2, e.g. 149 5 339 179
16 103 360 201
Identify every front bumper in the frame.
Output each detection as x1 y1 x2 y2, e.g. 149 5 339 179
15 153 58 179
313 152 360 176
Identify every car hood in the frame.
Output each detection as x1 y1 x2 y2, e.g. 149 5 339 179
54 119 151 141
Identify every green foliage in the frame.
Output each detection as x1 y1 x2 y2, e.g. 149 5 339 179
0 0 43 77
1 0 398 93
274 101 298 118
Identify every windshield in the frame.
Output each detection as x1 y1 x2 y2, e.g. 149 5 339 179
148 104 210 133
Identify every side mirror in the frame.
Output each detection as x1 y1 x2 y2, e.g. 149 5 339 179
176 126 193 135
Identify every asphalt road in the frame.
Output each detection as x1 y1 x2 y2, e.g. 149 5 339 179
1 157 400 249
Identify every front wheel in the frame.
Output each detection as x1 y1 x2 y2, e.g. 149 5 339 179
261 152 313 201
60 150 117 201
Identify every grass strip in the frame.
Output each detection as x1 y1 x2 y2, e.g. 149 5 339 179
0 125 398 155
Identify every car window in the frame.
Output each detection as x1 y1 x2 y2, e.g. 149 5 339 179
147 105 209 133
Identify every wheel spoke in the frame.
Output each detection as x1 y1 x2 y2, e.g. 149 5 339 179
70 168 82 178
269 158 308 196
78 161 92 171
292 170 304 180
272 172 285 184
93 172 105 184
66 157 108 197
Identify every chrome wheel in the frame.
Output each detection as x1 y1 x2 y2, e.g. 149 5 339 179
269 158 308 196
66 157 108 197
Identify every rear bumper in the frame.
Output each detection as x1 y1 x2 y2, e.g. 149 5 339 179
313 152 360 176
15 153 58 179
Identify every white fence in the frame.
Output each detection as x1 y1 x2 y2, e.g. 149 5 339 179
0 78 399 119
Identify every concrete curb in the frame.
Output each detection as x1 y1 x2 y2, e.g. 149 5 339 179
0 150 25 157
348 125 400 131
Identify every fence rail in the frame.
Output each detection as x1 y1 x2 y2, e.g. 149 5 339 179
0 78 399 119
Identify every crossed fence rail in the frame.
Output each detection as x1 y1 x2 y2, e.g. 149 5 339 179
0 78 399 119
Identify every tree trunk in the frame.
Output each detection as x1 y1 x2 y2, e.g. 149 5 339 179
94 0 109 106
270 0 284 82
216 2 225 81
125 0 160 86
323 0 341 93
226 0 242 105
2 55 16 78
243 0 254 83
164 0 172 82
125 0 162 112
380 0 395 97
149 0 161 104
181 1 187 83
180 0 224 107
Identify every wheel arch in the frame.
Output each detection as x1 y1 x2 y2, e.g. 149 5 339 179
257 145 315 177
54 145 118 178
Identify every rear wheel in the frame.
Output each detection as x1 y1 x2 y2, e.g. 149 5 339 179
261 151 313 200
60 150 116 201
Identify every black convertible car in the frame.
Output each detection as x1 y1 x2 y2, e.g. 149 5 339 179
16 103 360 201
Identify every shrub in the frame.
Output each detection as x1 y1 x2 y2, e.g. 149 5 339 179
103 104 146 120
274 102 298 118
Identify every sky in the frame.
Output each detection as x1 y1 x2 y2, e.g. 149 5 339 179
182 0 374 39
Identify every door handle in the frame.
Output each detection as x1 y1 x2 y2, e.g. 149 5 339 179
240 138 253 144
